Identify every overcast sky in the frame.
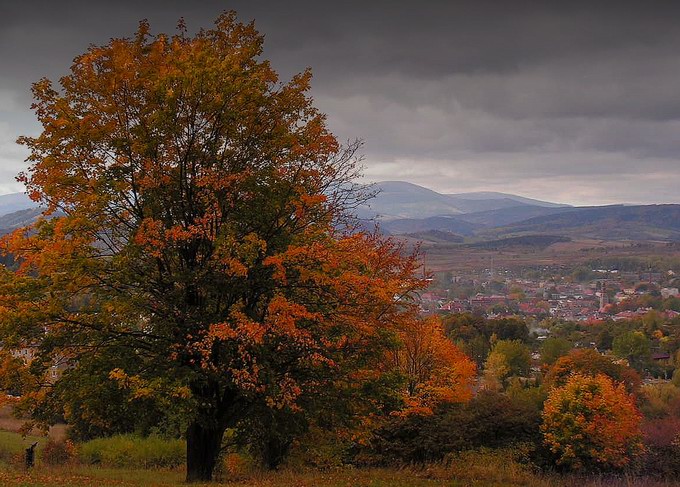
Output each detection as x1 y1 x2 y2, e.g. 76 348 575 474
1 1 679 205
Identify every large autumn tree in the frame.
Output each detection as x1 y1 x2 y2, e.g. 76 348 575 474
0 13 427 481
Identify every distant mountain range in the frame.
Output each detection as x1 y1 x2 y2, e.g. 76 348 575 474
0 193 40 235
0 192 37 217
357 181 569 220
359 181 680 242
483 204 680 241
0 183 678 243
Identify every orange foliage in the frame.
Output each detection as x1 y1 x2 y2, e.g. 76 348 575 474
542 373 644 470
544 348 641 394
0 12 430 479
391 317 476 414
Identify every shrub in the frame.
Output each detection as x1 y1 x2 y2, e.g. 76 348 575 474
365 390 541 464
217 452 257 481
40 439 76 466
640 417 680 477
542 373 644 471
78 434 184 468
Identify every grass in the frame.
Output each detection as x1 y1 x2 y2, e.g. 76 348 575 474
79 435 185 468
0 405 67 441
0 426 679 486
1 465 680 487
0 429 49 464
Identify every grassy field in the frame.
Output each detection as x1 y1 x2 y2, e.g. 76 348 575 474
1 463 680 487
0 405 68 441
413 238 680 273
1 409 679 486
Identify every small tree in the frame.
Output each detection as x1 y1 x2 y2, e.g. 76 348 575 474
612 331 651 372
545 348 641 393
542 373 643 471
486 339 530 374
391 317 476 414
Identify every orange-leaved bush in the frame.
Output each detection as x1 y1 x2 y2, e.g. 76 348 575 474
544 348 641 394
541 373 644 471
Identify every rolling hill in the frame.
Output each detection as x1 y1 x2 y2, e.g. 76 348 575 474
379 215 479 236
465 235 571 250
401 230 465 243
0 207 44 235
486 205 680 241
0 192 37 218
356 182 680 242
358 181 465 219
358 181 571 220
457 205 574 227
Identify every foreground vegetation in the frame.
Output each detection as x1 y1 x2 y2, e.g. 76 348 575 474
1 428 680 486
2 459 680 487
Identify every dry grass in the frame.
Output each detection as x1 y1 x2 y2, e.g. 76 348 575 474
0 458 677 487
0 405 67 441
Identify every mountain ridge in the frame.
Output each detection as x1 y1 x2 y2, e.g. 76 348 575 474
1 184 678 242
358 181 572 220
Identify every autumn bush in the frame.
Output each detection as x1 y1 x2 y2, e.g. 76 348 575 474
541 373 644 471
216 452 258 481
39 439 76 466
544 348 641 393
78 434 184 468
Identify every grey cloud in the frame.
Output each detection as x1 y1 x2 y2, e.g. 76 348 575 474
1 0 679 205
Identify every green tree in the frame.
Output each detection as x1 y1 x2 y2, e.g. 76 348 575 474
613 331 652 372
0 14 425 481
539 337 572 366
483 339 531 388
664 296 680 312
487 318 529 342
596 328 614 351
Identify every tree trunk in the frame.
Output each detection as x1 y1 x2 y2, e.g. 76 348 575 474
185 421 225 482
262 435 292 470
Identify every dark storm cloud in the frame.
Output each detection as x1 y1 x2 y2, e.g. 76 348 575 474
1 0 679 204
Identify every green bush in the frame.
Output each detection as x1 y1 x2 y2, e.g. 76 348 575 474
365 390 541 465
78 434 185 468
